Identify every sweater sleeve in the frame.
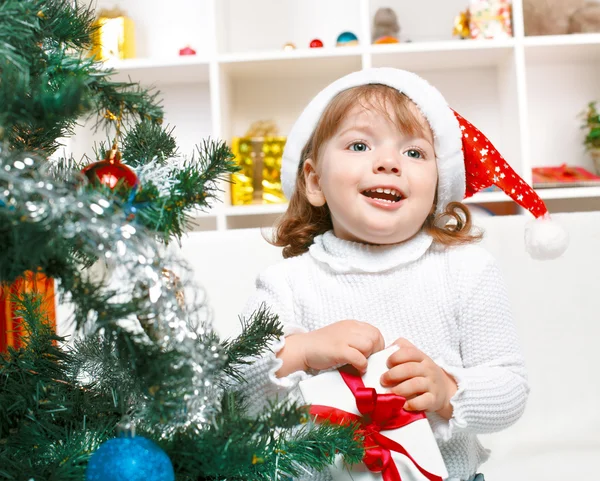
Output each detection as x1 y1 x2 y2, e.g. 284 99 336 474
235 263 310 414
429 250 530 442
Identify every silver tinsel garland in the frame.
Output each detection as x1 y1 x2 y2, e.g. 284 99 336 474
0 145 226 433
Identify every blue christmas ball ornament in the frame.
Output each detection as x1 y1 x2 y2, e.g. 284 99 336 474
86 436 175 481
336 31 359 46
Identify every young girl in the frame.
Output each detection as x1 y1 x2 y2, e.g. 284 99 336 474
240 68 567 481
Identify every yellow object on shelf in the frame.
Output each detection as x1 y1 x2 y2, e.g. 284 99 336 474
230 136 287 206
91 7 136 61
453 9 471 39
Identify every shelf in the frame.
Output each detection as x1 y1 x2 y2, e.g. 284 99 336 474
212 187 600 219
217 0 363 56
102 56 211 85
523 33 600 64
535 186 600 200
524 33 600 47
219 47 363 79
223 203 288 216
370 39 515 71
220 190 516 220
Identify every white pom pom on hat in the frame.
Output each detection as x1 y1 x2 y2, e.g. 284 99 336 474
280 67 568 260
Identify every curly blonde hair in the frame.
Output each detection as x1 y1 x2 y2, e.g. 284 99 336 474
270 84 482 258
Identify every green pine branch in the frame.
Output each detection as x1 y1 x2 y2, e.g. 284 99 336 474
132 139 239 243
164 394 363 481
1 2 363 480
220 304 285 382
121 120 179 166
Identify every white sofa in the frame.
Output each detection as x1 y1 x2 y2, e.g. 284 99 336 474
175 211 600 480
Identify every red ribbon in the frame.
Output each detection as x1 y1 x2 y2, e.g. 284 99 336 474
309 371 443 481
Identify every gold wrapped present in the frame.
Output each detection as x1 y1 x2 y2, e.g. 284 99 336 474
91 7 136 61
230 121 287 205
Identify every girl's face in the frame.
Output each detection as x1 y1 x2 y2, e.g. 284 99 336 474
303 101 437 245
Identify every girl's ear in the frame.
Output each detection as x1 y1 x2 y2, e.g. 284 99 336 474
303 158 326 207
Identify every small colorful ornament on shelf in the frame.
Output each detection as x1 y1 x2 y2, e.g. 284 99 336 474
453 9 472 39
310 38 324 48
86 417 174 481
468 0 513 39
90 7 136 61
82 142 138 191
178 45 196 56
1 271 56 353
283 42 296 51
372 7 401 44
336 31 359 46
230 120 287 206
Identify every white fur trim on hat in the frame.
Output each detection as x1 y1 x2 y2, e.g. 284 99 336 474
281 67 466 215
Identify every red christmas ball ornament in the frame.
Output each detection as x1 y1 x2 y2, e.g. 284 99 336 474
179 45 196 56
82 144 138 190
310 38 324 48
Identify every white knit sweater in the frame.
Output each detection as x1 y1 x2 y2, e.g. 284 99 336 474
239 230 529 481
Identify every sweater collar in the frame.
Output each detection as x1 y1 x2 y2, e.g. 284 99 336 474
308 230 433 273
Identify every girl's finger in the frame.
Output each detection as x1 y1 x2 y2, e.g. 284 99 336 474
341 347 368 374
380 362 424 386
350 333 386 357
389 376 429 399
404 392 435 412
386 345 426 368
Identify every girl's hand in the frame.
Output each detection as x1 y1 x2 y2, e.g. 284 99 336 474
277 320 384 377
380 338 458 419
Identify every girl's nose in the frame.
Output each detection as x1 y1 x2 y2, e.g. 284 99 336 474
374 151 402 175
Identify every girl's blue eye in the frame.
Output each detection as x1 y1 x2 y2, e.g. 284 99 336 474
405 149 422 159
349 142 369 152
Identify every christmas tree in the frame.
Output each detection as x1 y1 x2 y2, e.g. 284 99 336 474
0 1 362 480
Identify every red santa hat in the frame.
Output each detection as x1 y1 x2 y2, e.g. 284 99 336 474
281 67 568 260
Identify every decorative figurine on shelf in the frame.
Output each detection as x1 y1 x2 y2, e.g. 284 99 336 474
178 45 196 56
453 8 472 39
230 120 287 206
336 31 359 46
90 7 136 61
372 7 400 44
309 38 324 48
283 42 296 51
468 0 513 39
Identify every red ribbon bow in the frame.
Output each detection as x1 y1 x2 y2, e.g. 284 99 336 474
309 371 443 481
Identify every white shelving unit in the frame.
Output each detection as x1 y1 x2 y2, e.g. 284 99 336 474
72 0 600 231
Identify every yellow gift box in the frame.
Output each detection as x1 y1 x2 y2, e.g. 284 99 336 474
230 136 287 206
91 7 136 61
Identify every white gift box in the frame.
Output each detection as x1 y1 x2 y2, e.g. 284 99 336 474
298 346 448 481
